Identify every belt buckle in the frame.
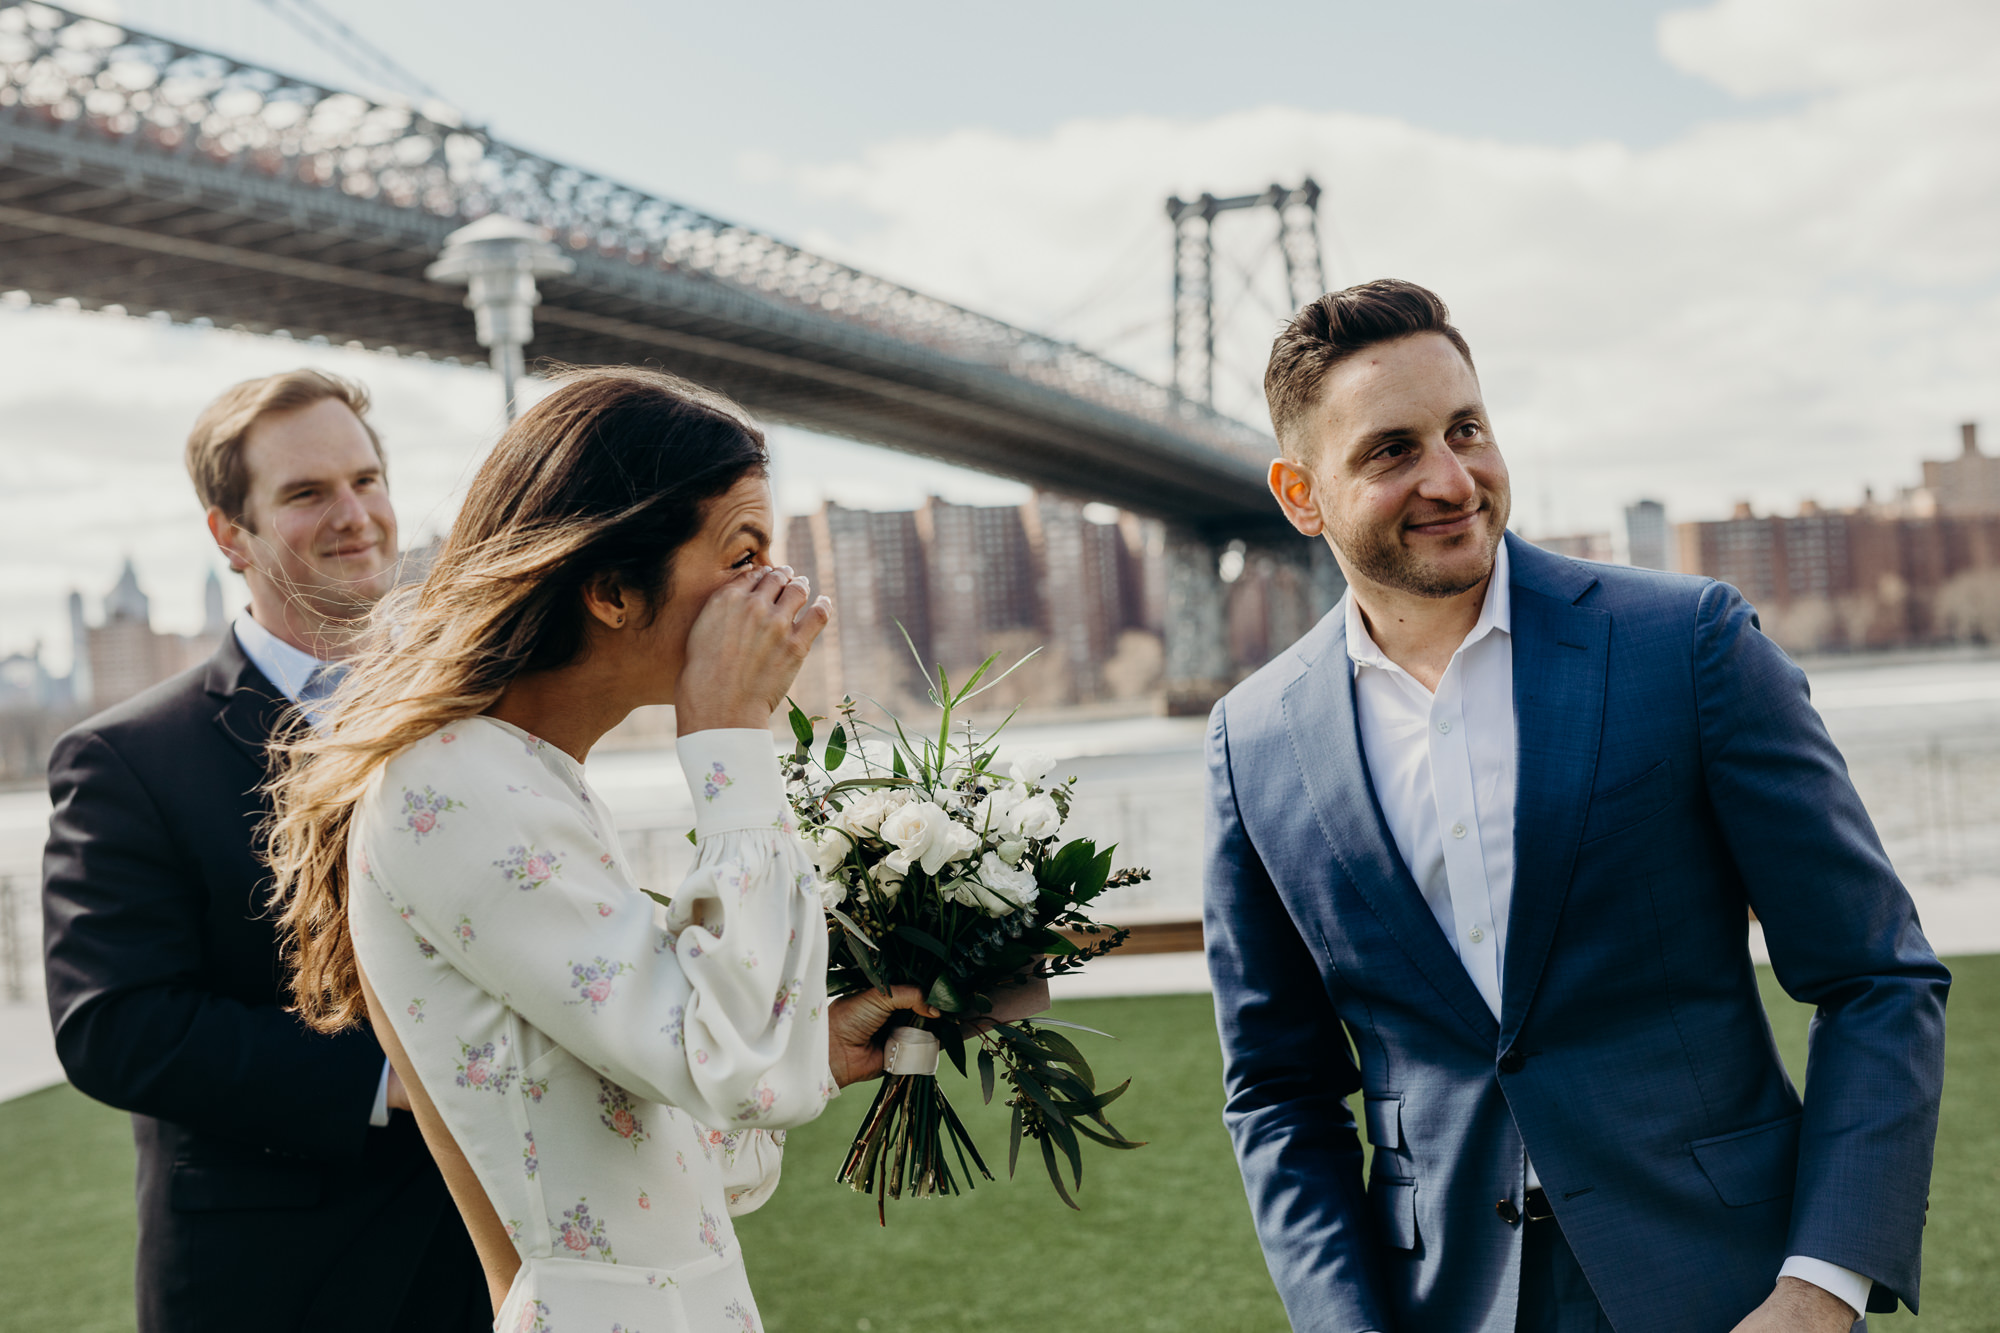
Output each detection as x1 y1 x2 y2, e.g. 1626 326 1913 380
1523 1187 1556 1223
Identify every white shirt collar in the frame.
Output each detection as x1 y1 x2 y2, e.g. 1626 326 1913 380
232 610 330 705
1344 536 1512 678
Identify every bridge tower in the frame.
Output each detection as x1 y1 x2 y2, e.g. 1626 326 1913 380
1160 179 1339 715
1165 178 1326 408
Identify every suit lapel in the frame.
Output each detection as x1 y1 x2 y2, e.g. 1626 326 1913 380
1284 621 1500 1047
1501 539 1612 1043
205 630 295 774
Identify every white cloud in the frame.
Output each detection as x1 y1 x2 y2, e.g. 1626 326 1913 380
784 0 2000 543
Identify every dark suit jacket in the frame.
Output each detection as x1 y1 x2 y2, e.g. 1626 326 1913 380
1205 535 1948 1332
43 630 486 1333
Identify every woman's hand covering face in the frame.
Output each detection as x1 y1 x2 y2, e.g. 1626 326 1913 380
673 562 832 733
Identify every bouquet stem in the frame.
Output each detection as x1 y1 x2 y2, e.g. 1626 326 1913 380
836 1069 992 1226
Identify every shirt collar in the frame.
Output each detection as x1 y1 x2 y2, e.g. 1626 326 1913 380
231 611 330 706
1344 537 1513 678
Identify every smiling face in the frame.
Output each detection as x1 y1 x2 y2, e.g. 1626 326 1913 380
1278 331 1510 600
622 472 776 704
214 396 399 646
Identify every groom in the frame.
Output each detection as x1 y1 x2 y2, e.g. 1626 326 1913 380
43 370 485 1330
1203 280 1947 1332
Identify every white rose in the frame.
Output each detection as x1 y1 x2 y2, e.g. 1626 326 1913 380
1008 751 1055 785
975 851 1040 914
815 870 848 910
880 800 981 875
972 785 1023 837
868 858 905 900
1008 792 1063 841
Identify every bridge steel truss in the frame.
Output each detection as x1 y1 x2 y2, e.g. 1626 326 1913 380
0 1 1293 533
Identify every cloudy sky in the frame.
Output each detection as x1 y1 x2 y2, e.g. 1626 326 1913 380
5 0 1997 667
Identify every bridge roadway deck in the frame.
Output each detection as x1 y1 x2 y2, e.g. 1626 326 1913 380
0 3 1289 534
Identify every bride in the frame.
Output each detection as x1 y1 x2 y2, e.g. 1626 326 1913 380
267 367 932 1332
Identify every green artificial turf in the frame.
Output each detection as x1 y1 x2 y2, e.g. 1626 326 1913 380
5 960 1995 1332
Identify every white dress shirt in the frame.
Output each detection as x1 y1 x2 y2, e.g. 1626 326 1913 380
232 612 393 1128
1342 542 1870 1320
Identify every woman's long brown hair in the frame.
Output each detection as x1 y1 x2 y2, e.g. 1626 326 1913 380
267 366 767 1033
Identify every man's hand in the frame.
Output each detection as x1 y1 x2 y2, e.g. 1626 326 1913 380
1729 1278 1859 1333
827 986 940 1088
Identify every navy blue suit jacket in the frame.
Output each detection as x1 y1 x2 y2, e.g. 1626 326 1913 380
1203 534 1947 1333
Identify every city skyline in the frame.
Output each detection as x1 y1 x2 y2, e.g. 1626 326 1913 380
3 0 1996 665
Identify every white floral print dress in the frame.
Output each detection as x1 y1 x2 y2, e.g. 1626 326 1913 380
351 717 835 1333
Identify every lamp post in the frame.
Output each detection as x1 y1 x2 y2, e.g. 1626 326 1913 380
426 215 575 420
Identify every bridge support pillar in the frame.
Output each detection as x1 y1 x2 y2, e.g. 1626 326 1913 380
1163 530 1230 717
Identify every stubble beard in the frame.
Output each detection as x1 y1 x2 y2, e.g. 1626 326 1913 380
1331 493 1510 600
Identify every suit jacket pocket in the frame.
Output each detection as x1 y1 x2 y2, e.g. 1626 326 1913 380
1580 757 1674 843
1368 1173 1418 1251
170 1159 325 1212
1689 1112 1802 1206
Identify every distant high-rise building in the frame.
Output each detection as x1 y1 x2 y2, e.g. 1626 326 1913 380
72 562 229 711
1921 422 2000 515
1624 500 1670 570
202 568 227 636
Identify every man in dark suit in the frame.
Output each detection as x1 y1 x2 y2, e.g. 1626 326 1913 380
43 370 487 1332
1205 281 1947 1332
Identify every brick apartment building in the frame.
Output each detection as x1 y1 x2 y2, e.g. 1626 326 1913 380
780 494 1169 715
1677 423 2000 651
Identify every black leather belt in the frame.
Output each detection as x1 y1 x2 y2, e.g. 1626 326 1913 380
1496 1187 1557 1225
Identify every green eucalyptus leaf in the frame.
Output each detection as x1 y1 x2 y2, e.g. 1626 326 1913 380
1073 1121 1145 1149
787 701 814 749
1008 1104 1023 1178
925 974 966 1012
1014 1070 1065 1126
827 905 878 951
978 1049 996 1104
1040 1135 1080 1210
824 724 847 772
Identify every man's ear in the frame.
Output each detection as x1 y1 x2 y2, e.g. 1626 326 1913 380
206 506 253 574
580 573 633 630
1268 457 1327 537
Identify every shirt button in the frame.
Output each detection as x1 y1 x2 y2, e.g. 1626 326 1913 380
1469 925 1486 943
1451 822 1467 839
1437 719 1453 734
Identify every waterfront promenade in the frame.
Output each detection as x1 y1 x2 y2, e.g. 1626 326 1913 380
3 647 1998 1102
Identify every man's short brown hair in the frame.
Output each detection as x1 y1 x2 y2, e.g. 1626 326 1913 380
1264 279 1476 459
185 369 384 524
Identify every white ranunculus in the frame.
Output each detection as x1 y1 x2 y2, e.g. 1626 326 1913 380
833 788 910 838
879 799 981 875
1008 751 1055 785
811 828 855 878
975 851 1040 914
814 869 848 910
1009 792 1063 841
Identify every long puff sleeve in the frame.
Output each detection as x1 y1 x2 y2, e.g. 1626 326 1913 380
359 723 833 1135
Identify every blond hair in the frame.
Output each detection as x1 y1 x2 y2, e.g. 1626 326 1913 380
186 369 384 523
267 367 767 1032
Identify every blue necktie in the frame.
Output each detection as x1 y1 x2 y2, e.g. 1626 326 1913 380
298 663 349 728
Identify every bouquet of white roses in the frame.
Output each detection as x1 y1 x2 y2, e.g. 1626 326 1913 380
783 652 1148 1222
